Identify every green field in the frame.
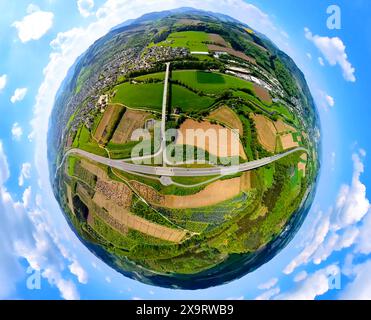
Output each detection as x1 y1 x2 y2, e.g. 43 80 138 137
137 70 254 94
112 83 164 110
153 31 209 52
67 156 78 176
112 81 214 112
173 70 254 93
171 85 214 111
72 125 107 157
106 141 142 159
269 102 301 128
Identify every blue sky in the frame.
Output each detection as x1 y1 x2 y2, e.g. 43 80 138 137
0 0 370 300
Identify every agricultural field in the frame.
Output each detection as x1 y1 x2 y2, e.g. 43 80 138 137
253 84 272 104
208 105 244 134
176 119 247 159
111 81 215 112
152 31 210 52
208 33 230 47
208 44 257 64
111 109 151 144
251 114 278 153
173 70 254 93
137 70 254 94
50 10 319 288
131 174 250 209
111 83 164 110
280 133 299 150
171 85 215 112
274 119 296 134
72 125 107 157
93 104 126 144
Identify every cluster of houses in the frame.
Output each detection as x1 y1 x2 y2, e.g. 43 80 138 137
144 46 189 63
66 45 189 142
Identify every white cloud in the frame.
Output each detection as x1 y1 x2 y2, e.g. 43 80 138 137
257 278 278 290
278 265 340 300
55 279 80 300
340 259 371 300
11 123 23 141
284 151 369 275
284 210 331 274
77 0 95 17
334 153 370 229
255 287 280 300
325 94 335 107
27 4 40 14
0 74 7 91
0 142 10 185
354 209 371 255
69 260 88 284
306 53 312 60
0 141 87 300
318 57 325 66
12 7 54 43
294 271 308 283
18 162 32 187
11 88 28 103
304 27 356 82
315 90 335 110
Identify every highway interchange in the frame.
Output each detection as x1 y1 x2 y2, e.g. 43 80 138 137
58 62 307 180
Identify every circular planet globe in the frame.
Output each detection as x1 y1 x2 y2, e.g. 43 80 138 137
48 8 320 289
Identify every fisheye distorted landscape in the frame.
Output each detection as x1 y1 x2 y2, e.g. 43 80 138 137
4 0 371 302
48 8 320 289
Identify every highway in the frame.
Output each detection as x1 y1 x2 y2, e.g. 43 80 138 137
57 60 307 179
62 147 307 177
